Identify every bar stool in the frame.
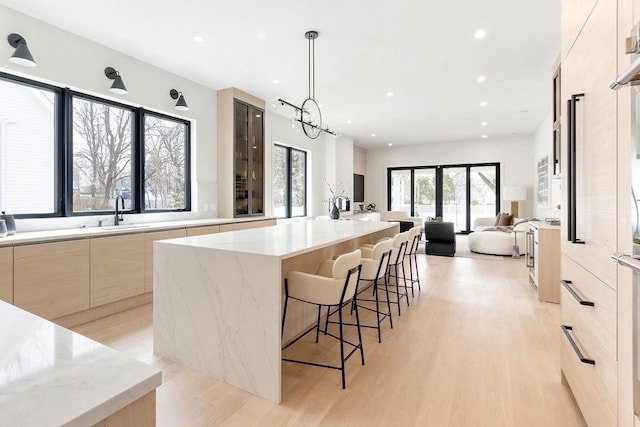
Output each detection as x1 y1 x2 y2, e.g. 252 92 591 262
281 249 364 389
383 231 411 316
356 239 394 343
403 226 422 297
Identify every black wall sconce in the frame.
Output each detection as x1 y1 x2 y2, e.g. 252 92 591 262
170 89 189 111
104 67 127 94
7 33 36 67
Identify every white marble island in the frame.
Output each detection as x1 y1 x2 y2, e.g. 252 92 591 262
153 220 397 403
0 300 161 426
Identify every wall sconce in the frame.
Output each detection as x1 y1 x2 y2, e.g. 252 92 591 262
170 89 189 111
104 67 127 94
7 33 36 67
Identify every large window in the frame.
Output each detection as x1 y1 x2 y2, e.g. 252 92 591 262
0 72 191 218
0 77 58 215
72 96 134 212
388 163 500 233
144 114 189 210
273 144 307 218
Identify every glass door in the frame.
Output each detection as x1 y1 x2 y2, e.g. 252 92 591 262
413 168 436 223
469 165 498 228
234 102 249 215
441 167 467 232
389 169 412 213
250 106 264 215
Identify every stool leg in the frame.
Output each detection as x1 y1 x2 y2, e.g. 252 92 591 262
339 305 346 389
413 251 421 291
315 305 322 343
281 291 289 339
408 257 415 298
401 262 410 307
325 306 331 334
384 272 393 329
354 298 365 365
393 264 402 316
374 278 381 343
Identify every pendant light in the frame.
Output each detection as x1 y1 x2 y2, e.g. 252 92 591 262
277 30 335 139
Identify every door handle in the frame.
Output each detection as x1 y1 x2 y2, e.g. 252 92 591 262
560 280 595 306
561 325 595 365
567 93 585 244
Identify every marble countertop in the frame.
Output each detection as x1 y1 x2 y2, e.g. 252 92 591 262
0 216 275 247
157 219 397 259
0 301 161 426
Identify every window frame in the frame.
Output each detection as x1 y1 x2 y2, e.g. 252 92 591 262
0 72 191 218
273 144 307 219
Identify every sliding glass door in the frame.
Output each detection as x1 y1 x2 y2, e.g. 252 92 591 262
388 163 500 233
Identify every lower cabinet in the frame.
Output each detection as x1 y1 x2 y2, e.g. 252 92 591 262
218 218 276 232
0 247 13 304
14 240 90 319
561 254 617 426
145 229 186 293
186 225 220 237
91 234 145 307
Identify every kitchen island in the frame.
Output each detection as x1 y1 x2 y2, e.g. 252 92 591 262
0 300 161 426
153 219 397 403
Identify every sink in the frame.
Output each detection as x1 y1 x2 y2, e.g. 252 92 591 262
96 224 151 231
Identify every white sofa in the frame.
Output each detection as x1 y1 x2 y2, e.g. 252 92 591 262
467 217 529 256
380 211 423 229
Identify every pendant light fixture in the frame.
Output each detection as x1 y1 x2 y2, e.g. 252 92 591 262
278 30 335 139
7 33 36 67
104 67 128 94
170 89 189 111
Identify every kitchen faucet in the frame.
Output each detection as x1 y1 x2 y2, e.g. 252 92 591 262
114 195 125 226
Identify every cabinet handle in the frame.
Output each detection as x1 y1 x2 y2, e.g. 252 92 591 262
561 325 595 365
560 280 595 306
567 94 585 245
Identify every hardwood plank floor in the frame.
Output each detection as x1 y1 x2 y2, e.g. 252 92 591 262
72 254 584 426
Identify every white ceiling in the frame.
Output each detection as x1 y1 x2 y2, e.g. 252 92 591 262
0 0 559 148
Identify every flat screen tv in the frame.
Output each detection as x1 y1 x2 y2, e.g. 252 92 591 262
353 174 364 202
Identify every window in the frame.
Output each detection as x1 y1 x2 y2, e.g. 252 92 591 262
0 76 59 215
388 162 500 233
143 114 189 210
0 72 191 218
273 144 306 218
72 96 134 212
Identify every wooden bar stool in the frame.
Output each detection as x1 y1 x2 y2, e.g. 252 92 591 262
357 239 394 343
281 249 364 389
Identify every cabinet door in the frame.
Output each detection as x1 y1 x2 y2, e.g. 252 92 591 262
561 0 618 288
235 101 250 216
14 240 90 319
186 225 220 237
0 247 13 304
145 229 186 293
219 219 276 233
250 105 264 215
561 0 600 60
91 234 145 307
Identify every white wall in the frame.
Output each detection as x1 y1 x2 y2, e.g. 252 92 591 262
532 111 561 220
365 135 535 217
0 5 218 231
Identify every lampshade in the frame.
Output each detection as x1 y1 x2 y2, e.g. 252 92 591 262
7 33 36 67
503 186 527 201
170 89 188 111
104 67 128 94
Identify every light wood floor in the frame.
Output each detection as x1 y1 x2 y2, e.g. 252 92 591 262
72 254 585 426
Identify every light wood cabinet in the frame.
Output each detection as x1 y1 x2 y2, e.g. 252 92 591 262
14 240 90 319
0 247 13 304
186 225 220 237
561 0 600 60
91 234 145 307
144 229 186 293
219 219 276 232
526 222 560 303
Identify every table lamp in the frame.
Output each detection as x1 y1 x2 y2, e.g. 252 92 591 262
503 186 527 217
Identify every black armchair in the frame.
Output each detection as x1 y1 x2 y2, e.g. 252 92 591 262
424 221 456 257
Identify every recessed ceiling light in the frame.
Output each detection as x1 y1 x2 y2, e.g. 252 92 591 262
388 143 393 146
480 101 488 107
193 35 204 43
272 79 279 84
387 91 394 97
482 134 488 139
474 29 486 39
347 119 352 124
481 121 488 126
371 133 376 138
477 75 487 83
519 109 529 113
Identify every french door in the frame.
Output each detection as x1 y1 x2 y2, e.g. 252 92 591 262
388 163 500 233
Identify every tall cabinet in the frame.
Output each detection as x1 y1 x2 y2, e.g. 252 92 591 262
559 0 631 424
217 88 265 218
